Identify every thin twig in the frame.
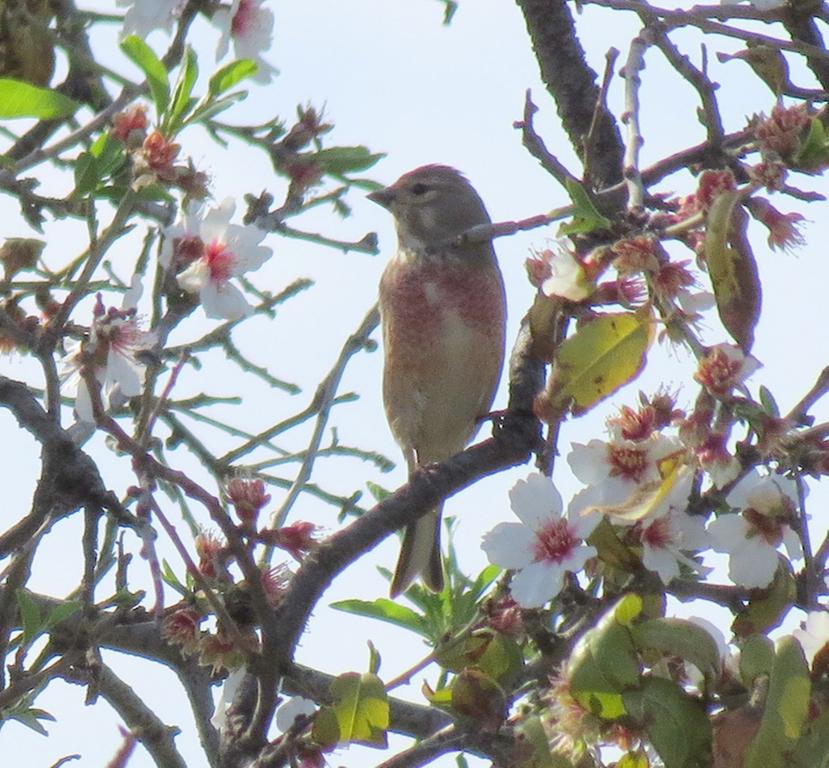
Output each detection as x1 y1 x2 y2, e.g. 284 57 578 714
621 28 651 210
514 90 580 188
266 305 380 533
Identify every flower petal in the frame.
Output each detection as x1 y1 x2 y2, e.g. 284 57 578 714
481 523 536 569
200 280 251 320
708 514 749 551
728 539 777 588
567 440 609 484
509 473 562 530
509 561 566 608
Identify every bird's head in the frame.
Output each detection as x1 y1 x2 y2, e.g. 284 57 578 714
368 164 491 251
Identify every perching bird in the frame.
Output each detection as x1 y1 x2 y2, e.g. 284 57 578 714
368 165 506 597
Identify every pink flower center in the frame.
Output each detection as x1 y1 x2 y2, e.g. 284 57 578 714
534 518 579 564
232 0 256 37
744 508 784 546
695 348 743 394
102 319 143 359
205 241 235 283
641 516 673 549
607 445 648 482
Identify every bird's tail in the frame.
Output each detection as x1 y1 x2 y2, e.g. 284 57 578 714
389 504 444 597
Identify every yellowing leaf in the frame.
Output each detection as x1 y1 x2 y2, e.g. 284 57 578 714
311 672 389 748
745 636 811 768
547 311 653 416
705 192 761 351
585 457 691 524
568 597 642 719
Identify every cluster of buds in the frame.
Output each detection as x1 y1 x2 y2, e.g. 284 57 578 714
226 477 270 530
110 105 209 198
275 106 333 196
224 478 321 560
753 103 811 164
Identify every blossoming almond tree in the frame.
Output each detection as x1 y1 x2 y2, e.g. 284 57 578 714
3 2 829 768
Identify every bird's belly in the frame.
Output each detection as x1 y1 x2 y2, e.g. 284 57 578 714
381 263 505 465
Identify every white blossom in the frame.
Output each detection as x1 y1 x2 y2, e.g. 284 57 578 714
793 611 829 668
213 0 278 83
161 199 272 320
708 471 802 588
567 433 684 510
482 473 600 609
117 0 182 37
275 696 317 732
62 305 156 423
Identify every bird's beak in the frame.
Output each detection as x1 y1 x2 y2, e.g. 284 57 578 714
367 187 395 210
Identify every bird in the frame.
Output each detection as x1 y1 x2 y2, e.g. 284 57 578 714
367 165 507 597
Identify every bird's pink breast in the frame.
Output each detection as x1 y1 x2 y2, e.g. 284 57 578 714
381 258 504 348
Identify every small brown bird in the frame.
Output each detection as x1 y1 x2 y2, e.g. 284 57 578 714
368 165 506 596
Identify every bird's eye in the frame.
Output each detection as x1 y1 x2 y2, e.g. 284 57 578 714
410 182 429 196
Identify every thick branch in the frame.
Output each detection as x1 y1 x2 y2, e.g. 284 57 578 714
0 376 124 556
516 0 625 188
61 663 188 768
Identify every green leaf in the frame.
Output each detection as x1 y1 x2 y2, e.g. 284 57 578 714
704 191 761 351
314 146 386 176
614 593 644 625
367 641 381 675
43 601 82 632
311 672 389 748
436 629 523 682
451 668 506 731
120 36 170 119
560 178 611 235
468 564 501 601
91 131 125 176
0 79 79 119
74 133 126 199
16 591 42 644
568 596 642 719
366 482 392 503
624 677 712 768
160 560 189 597
208 59 258 97
191 91 248 126
790 710 829 768
739 634 775 688
618 753 650 768
588 517 640 570
439 0 459 24
632 618 721 683
745 636 811 768
73 151 99 198
330 598 429 637
793 118 829 172
5 705 55 736
513 714 575 767
547 311 653 416
166 46 199 135
758 386 780 418
422 681 453 706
